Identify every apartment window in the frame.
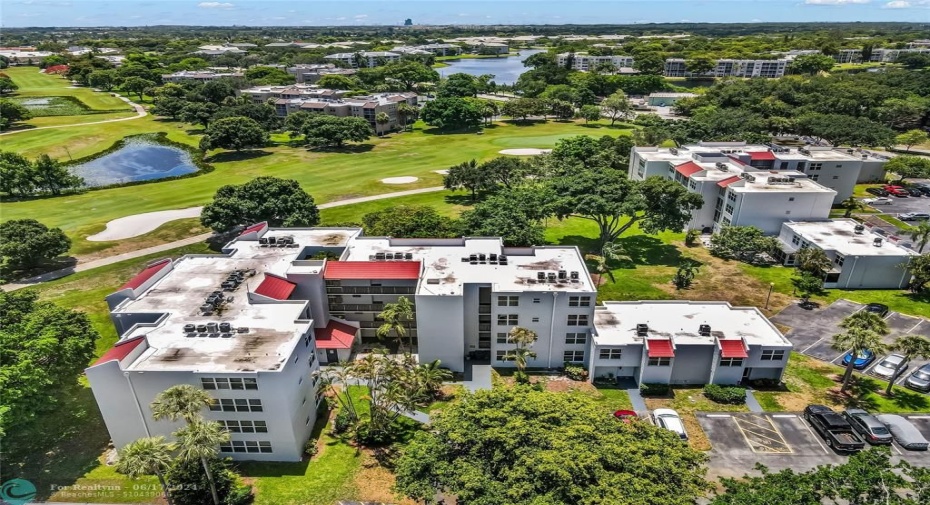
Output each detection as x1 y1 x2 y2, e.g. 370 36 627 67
835 164 843 168
304 333 313 347
785 211 791 215
779 162 789 170
210 399 263 412
531 317 540 323
797 162 806 171
497 314 519 326
599 348 623 360
788 197 795 202
565 332 586 345
564 350 584 363
637 158 646 177
719 357 744 367
722 218 731 226
219 441 273 454
648 357 671 366
689 180 697 191
791 235 800 246
306 415 312 426
810 174 820 181
834 254 845 267
724 204 734 214
221 420 268 433
569 296 592 307
496 332 509 344
201 378 258 390
727 191 737 202
809 163 822 171
532 298 541 304
497 296 519 307
832 175 839 180
495 350 507 361
567 315 589 326
761 350 785 361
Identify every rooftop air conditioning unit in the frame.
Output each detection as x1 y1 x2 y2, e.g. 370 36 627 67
854 224 865 234
636 324 649 336
699 324 711 336
669 148 678 155
874 237 883 247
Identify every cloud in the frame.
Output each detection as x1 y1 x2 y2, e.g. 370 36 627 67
804 0 870 4
354 14 368 19
884 0 910 6
197 2 234 8
884 0 930 6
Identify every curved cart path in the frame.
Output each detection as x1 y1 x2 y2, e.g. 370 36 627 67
0 94 147 136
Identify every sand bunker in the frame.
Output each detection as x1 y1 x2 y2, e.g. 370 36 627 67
433 170 449 175
381 176 419 184
87 206 203 241
498 148 552 156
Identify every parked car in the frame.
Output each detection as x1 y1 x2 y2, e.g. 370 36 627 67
871 354 908 380
866 187 889 197
613 410 638 422
653 408 688 440
864 303 889 317
911 183 930 196
863 197 893 205
904 363 930 393
842 409 893 445
804 405 865 452
906 188 924 197
876 414 930 451
899 213 930 221
843 349 876 370
884 185 910 197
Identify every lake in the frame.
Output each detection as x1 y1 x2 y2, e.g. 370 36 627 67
70 139 198 187
437 49 543 85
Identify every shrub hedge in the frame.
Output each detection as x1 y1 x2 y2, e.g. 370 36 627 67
639 383 670 396
703 384 747 404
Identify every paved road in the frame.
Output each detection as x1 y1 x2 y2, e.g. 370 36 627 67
0 93 146 136
2 186 447 292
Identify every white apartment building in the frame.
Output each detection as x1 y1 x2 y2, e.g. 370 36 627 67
775 219 917 289
664 58 788 78
240 84 350 103
161 70 244 83
324 51 401 68
287 64 358 84
269 92 418 134
392 43 461 56
590 302 792 385
556 52 635 72
629 143 837 234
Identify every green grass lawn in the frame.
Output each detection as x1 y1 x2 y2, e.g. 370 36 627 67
875 214 916 232
4 119 629 259
5 66 132 111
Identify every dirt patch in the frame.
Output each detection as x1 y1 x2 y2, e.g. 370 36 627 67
771 392 811 412
353 450 416 505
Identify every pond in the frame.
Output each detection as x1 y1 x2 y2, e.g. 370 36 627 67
437 49 544 85
69 139 198 187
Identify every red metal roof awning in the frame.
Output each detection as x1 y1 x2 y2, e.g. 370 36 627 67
674 161 704 178
719 339 749 358
92 336 146 366
315 320 357 349
646 339 675 358
717 175 742 188
748 151 776 161
121 259 172 290
324 261 421 280
254 275 297 300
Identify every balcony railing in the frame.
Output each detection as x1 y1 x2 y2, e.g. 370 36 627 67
326 286 416 295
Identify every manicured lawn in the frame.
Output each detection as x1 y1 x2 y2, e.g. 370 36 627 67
875 213 916 231
753 352 930 414
3 119 630 259
4 66 131 111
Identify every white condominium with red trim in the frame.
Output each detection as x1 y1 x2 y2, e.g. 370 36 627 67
629 142 889 235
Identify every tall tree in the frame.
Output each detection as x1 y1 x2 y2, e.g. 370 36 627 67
885 156 930 184
420 97 484 130
443 159 491 201
199 116 268 152
895 129 929 152
438 73 479 98
0 99 31 130
504 327 538 374
459 186 551 247
884 335 930 396
174 420 230 505
116 437 177 505
795 247 832 278
578 104 602 124
910 222 930 254
179 101 218 128
33 154 83 195
376 296 415 352
600 90 633 126
788 54 835 75
839 196 863 218
834 311 889 391
150 384 213 425
0 151 36 196
300 115 373 148
709 226 778 264
0 76 18 95
397 102 418 130
375 111 391 134
908 253 930 293
121 76 155 101
0 219 71 270
362 205 459 238
200 176 320 232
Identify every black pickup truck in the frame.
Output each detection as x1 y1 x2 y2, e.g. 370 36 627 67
804 405 865 452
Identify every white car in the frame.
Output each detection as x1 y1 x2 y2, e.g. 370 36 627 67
900 213 930 221
864 197 893 206
653 408 688 440
872 354 908 380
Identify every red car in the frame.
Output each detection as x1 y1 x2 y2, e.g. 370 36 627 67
884 185 909 197
613 410 638 422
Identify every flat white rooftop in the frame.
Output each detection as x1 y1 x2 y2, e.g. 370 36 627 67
593 301 791 347
342 237 596 296
782 219 916 258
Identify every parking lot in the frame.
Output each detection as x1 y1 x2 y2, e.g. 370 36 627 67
772 299 930 388
699 412 930 476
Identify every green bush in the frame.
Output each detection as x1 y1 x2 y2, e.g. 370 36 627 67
513 370 530 385
639 383 670 396
563 364 589 381
304 439 319 458
333 409 354 434
703 384 746 404
749 378 780 389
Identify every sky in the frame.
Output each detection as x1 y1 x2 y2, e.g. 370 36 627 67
2 0 928 28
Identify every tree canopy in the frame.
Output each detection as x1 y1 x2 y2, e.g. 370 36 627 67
420 97 484 130
362 205 459 238
394 387 709 504
200 176 320 232
299 114 372 149
199 116 268 152
0 218 71 271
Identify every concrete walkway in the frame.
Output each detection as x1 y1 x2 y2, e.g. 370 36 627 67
462 364 493 392
626 386 648 413
2 186 447 292
393 407 431 424
745 389 764 413
0 93 147 136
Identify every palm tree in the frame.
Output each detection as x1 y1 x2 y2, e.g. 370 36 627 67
375 112 390 135
116 437 177 505
840 197 864 218
396 102 417 131
174 420 230 505
840 310 890 336
413 359 452 400
151 384 213 425
504 327 539 372
795 247 832 277
482 102 500 125
832 328 887 391
376 296 415 352
885 335 930 396
910 221 930 253
586 241 628 283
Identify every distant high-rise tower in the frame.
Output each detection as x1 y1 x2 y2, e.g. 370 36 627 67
404 18 413 25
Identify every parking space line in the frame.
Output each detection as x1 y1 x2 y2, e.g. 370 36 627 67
772 414 796 418
801 418 830 454
801 338 826 354
706 414 731 418
907 320 924 334
890 443 902 455
733 415 792 454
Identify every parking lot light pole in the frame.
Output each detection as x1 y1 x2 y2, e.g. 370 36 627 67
765 282 775 310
